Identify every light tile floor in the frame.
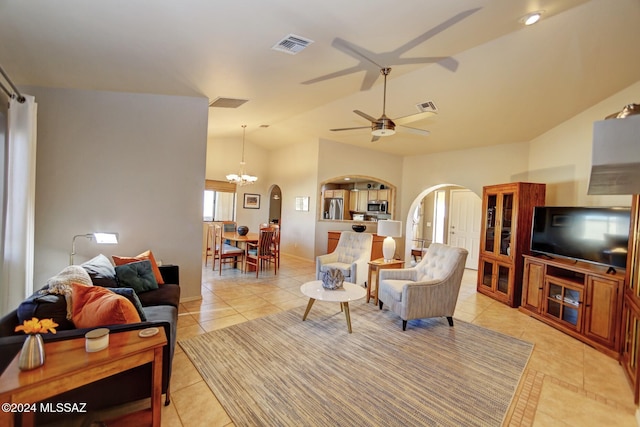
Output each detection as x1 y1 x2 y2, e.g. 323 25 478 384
163 255 637 427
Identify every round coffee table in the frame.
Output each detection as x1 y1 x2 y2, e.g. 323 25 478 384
300 280 366 333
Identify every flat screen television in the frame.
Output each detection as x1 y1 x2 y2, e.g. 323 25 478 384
530 206 631 269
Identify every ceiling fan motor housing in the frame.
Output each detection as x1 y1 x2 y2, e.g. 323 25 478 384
371 116 396 136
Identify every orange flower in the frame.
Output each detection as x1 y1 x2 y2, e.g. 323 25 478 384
14 317 58 335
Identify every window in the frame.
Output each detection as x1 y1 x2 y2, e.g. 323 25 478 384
433 190 446 244
203 180 237 221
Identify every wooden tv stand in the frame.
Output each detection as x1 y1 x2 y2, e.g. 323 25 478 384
520 254 625 358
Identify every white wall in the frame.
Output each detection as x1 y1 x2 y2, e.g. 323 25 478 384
27 86 208 301
528 80 640 207
401 141 531 214
266 138 320 260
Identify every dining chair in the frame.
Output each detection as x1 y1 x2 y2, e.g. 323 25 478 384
245 227 277 278
213 224 244 275
270 224 281 270
204 224 215 266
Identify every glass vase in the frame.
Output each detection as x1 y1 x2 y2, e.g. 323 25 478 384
18 333 45 370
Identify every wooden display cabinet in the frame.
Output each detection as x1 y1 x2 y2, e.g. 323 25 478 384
521 255 624 358
621 194 640 402
477 182 546 307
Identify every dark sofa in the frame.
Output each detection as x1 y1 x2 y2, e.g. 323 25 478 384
0 262 180 425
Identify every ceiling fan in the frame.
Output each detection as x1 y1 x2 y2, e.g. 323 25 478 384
330 67 436 141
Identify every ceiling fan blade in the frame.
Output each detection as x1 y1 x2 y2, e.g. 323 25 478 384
398 125 431 136
394 56 459 72
301 65 363 85
330 126 371 132
332 38 385 69
391 8 481 57
353 110 378 123
394 111 437 125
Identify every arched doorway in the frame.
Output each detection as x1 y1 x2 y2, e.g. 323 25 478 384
268 185 282 225
405 184 481 270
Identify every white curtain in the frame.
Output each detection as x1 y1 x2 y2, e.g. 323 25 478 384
0 95 37 316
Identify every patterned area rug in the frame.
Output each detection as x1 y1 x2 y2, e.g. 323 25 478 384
179 301 533 427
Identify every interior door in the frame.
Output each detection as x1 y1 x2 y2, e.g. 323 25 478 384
449 189 481 270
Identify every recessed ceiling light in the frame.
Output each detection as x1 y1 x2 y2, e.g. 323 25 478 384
344 177 351 181
520 10 544 26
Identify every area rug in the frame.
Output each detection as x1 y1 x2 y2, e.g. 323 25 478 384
179 301 533 427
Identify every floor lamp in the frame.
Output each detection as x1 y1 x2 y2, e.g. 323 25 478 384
70 232 119 265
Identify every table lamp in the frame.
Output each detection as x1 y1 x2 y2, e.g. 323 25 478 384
377 220 402 262
70 232 119 264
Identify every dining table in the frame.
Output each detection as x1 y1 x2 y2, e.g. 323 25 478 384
222 231 259 271
223 231 259 245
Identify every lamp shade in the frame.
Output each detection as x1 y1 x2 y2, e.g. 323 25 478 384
377 220 402 238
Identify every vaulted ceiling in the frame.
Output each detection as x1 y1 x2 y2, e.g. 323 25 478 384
1 0 638 155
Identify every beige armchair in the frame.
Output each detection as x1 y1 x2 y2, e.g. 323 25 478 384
316 231 373 286
378 243 468 330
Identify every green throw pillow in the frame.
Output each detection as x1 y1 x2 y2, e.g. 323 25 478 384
115 260 159 294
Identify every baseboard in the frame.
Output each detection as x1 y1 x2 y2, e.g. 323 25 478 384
180 295 202 303
280 252 314 263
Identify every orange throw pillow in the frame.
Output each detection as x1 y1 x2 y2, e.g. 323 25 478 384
112 250 164 285
71 283 141 329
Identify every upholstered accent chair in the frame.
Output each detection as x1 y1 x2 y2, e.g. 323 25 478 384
378 243 468 330
316 231 373 286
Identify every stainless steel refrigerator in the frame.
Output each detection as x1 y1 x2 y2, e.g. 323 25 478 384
324 198 344 220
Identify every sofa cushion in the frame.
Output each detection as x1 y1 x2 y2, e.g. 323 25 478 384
71 283 141 328
106 287 147 321
115 260 159 294
113 250 164 285
82 254 118 287
136 284 181 308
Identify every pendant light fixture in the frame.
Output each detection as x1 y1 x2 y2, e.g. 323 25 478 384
226 124 258 186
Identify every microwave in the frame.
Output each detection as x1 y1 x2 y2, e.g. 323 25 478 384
367 200 388 213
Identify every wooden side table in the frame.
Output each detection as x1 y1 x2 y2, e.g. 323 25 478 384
0 328 166 427
367 258 405 304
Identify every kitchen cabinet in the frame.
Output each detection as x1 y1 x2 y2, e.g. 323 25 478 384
377 189 390 201
477 182 546 307
521 255 624 358
324 189 348 199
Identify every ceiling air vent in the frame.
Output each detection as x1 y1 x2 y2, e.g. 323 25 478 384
272 34 314 55
416 100 438 113
209 97 249 108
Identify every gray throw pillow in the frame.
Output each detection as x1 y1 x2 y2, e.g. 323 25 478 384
115 260 159 294
106 287 147 321
82 254 118 287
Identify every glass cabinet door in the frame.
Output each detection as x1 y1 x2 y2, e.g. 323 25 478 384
480 261 494 291
499 193 514 256
484 194 497 253
497 265 511 294
545 280 582 330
